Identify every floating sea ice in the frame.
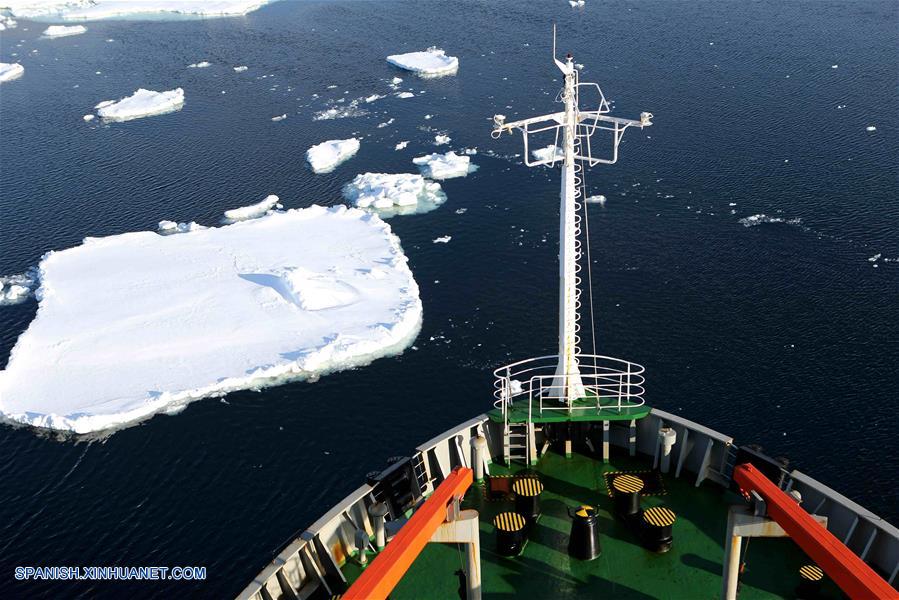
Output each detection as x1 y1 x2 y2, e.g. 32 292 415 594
386 47 459 78
95 88 184 122
391 77 403 84
313 98 368 121
412 151 477 180
395 141 409 151
233 65 248 72
0 272 37 306
6 0 274 20
584 195 606 206
0 62 24 83
43 25 87 37
0 205 422 434
157 220 207 235
377 118 395 128
531 144 564 162
306 138 360 174
187 61 212 68
433 236 452 244
271 114 287 121
396 91 414 99
82 114 95 121
831 64 838 68
223 194 280 222
569 0 585 6
343 173 446 216
866 126 876 132
0 15 17 30
434 134 451 145
365 94 384 103
738 214 802 227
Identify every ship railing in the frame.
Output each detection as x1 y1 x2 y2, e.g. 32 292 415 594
492 354 645 426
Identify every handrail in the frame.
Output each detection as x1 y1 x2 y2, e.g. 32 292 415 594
493 354 645 419
343 467 474 600
733 463 898 600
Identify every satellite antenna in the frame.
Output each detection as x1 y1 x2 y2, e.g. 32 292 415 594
491 26 653 405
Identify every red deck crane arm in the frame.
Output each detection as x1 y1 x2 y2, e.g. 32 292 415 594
343 466 474 600
733 463 897 600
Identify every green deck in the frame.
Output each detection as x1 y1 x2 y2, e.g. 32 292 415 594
488 395 651 423
342 451 843 599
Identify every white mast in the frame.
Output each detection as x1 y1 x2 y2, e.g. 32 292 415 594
491 29 653 407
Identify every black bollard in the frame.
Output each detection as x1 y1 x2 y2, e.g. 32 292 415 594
641 506 676 553
612 474 644 519
493 511 527 556
568 505 602 560
512 476 544 523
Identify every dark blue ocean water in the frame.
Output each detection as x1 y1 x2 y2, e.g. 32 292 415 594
0 1 896 597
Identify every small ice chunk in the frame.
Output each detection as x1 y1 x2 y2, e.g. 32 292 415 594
377 118 395 128
96 88 184 122
434 134 451 145
187 61 212 68
531 144 564 162
868 253 881 262
223 194 280 222
313 98 368 120
432 236 452 244
396 91 415 99
584 195 606 206
83 114 95 121
343 173 446 216
0 272 37 306
0 62 25 83
738 214 802 227
365 93 384 103
866 125 876 132
386 47 459 78
157 220 207 235
306 138 361 174
233 65 248 72
391 76 403 84
43 25 87 37
831 64 838 68
395 141 409 151
569 0 585 6
412 151 477 180
271 114 287 122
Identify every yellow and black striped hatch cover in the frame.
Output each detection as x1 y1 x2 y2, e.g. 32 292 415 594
642 506 676 527
575 505 594 518
799 565 824 581
612 474 644 494
512 477 544 497
493 511 527 532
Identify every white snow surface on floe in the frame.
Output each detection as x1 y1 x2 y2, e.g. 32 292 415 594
386 47 459 77
532 144 564 162
223 194 280 222
96 88 184 121
4 1 274 20
0 206 422 434
434 134 451 145
43 25 86 37
412 151 477 180
0 63 25 83
306 138 360 174
343 173 446 216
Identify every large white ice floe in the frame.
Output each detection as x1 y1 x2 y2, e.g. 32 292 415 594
412 151 477 180
0 62 25 83
95 88 184 122
343 173 446 217
43 24 87 37
306 138 360 174
3 1 275 20
0 205 422 434
386 47 459 78
223 194 280 222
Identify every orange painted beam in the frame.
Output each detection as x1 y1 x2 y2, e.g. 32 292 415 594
733 463 898 600
343 466 473 600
